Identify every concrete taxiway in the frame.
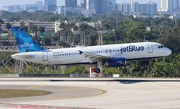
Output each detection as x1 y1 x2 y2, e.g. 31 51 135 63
0 78 180 109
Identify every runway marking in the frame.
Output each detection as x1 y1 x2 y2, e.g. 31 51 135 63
159 84 180 89
25 85 44 89
44 96 71 99
44 88 106 99
3 103 95 109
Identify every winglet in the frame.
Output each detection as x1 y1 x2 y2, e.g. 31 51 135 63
12 26 44 53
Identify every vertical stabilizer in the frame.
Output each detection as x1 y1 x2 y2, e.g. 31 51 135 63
12 26 44 53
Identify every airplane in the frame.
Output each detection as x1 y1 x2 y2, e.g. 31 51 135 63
11 26 172 73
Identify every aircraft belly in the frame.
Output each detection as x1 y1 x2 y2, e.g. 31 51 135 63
125 50 149 60
50 55 83 65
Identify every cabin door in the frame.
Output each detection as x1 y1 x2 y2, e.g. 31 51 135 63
148 44 153 53
43 52 48 61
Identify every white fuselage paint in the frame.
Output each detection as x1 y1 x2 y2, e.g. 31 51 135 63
11 42 172 65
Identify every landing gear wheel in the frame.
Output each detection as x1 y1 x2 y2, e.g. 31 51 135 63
94 68 101 73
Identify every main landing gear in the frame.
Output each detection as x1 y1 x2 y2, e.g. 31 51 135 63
94 67 101 73
94 61 102 73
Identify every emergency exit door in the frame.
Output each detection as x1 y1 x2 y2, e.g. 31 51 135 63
43 52 48 61
148 44 153 53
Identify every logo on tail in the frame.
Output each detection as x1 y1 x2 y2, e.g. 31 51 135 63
12 26 44 53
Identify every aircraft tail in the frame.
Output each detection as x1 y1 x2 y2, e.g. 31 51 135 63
12 26 44 53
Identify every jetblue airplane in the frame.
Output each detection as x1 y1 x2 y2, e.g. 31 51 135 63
11 26 172 73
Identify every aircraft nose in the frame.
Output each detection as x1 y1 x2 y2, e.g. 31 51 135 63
11 54 17 59
11 54 20 60
167 48 172 56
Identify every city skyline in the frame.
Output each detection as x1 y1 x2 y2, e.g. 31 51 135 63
0 0 159 9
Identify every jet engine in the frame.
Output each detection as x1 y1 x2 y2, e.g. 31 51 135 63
104 58 126 67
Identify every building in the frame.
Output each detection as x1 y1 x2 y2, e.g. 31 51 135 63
35 0 44 10
160 0 179 12
109 0 116 5
86 0 111 15
109 4 118 12
143 1 157 15
57 6 65 14
2 5 21 12
130 2 141 15
118 1 157 15
96 0 109 14
118 3 131 15
25 4 38 12
44 0 57 12
2 0 44 12
169 0 179 10
65 0 77 7
80 0 86 9
4 21 55 32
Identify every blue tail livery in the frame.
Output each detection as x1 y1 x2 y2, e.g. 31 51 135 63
12 26 44 53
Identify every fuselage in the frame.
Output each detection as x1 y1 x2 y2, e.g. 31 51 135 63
11 42 172 65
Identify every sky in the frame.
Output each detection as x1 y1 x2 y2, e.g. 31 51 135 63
0 0 159 9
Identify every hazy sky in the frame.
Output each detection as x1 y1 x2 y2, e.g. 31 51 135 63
0 0 159 9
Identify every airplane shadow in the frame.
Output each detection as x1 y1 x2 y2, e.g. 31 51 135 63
50 79 180 84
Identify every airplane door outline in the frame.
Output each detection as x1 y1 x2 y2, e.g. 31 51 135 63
43 52 48 61
148 44 153 53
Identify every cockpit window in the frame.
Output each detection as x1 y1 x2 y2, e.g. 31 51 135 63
158 45 164 49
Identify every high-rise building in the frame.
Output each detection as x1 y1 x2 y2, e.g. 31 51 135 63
44 0 57 12
160 0 179 12
86 0 110 14
130 2 140 14
2 5 21 12
118 1 157 15
80 0 86 9
86 0 96 10
109 0 116 5
122 3 131 15
35 0 44 10
143 1 157 15
117 3 131 15
96 0 109 14
169 0 179 10
65 0 77 7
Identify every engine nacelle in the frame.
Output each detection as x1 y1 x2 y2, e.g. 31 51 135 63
104 58 126 67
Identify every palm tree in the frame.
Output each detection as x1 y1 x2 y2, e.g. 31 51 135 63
20 22 28 32
5 22 12 38
5 22 12 30
87 25 97 45
79 23 88 45
29 25 38 42
59 22 66 43
72 24 79 46
39 26 45 36
68 22 76 46
30 25 38 35
0 19 4 36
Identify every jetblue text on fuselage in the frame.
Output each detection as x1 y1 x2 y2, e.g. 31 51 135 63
120 45 144 54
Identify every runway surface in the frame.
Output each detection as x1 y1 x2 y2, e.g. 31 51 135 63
0 78 180 109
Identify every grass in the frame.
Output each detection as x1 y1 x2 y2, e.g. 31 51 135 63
0 89 52 99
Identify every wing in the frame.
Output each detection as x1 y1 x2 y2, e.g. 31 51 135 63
82 51 112 63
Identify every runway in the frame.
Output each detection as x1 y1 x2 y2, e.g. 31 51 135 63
0 78 180 109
